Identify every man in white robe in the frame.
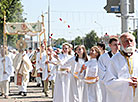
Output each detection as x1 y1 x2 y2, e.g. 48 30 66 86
41 46 57 97
98 38 119 102
36 49 43 87
13 50 33 96
105 33 138 102
36 44 46 91
0 48 13 99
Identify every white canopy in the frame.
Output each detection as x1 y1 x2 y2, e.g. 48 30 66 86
5 22 43 36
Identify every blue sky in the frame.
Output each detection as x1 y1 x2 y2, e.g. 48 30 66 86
21 0 138 40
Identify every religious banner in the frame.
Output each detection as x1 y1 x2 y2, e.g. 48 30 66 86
5 22 42 36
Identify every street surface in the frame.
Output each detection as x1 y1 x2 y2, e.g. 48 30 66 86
0 82 53 102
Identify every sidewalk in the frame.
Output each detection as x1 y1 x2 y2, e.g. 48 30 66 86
0 82 53 102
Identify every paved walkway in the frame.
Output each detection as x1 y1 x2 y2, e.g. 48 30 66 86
0 82 53 102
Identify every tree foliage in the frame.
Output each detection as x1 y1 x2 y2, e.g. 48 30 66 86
0 0 24 47
71 36 83 47
52 38 67 47
132 29 137 43
84 30 100 49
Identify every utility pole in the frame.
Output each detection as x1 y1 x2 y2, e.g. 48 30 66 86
121 0 129 33
137 20 138 43
133 19 135 30
48 0 51 45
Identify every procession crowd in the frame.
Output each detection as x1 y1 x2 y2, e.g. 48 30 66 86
0 32 138 102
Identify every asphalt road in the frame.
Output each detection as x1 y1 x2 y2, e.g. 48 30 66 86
0 82 53 102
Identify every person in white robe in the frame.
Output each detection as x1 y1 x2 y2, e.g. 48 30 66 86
27 47 34 59
98 38 119 102
41 46 57 97
0 48 13 99
81 46 101 102
36 46 44 87
59 45 88 102
105 32 138 102
13 50 33 96
74 45 88 102
53 43 72 102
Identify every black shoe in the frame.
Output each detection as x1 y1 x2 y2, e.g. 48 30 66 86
18 91 22 95
22 92 27 96
37 84 41 87
42 89 44 92
45 94 48 97
0 93 4 96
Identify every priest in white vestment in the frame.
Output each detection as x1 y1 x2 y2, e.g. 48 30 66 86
105 33 138 102
0 48 13 99
13 50 33 96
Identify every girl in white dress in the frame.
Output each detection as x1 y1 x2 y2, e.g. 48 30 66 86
81 46 101 102
62 45 88 102
74 45 88 102
53 43 72 102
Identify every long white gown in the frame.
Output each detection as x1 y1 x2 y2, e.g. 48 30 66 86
60 56 79 102
0 56 13 82
104 52 138 102
58 56 87 102
13 53 33 92
0 55 13 96
53 53 72 102
75 58 88 102
98 52 113 102
84 58 102 102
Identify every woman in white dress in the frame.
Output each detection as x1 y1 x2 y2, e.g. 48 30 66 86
81 46 101 102
53 43 72 102
60 45 88 102
74 45 88 102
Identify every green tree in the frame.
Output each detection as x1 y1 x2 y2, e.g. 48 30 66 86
53 38 67 47
0 0 24 47
71 36 83 47
84 30 100 49
132 29 137 43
